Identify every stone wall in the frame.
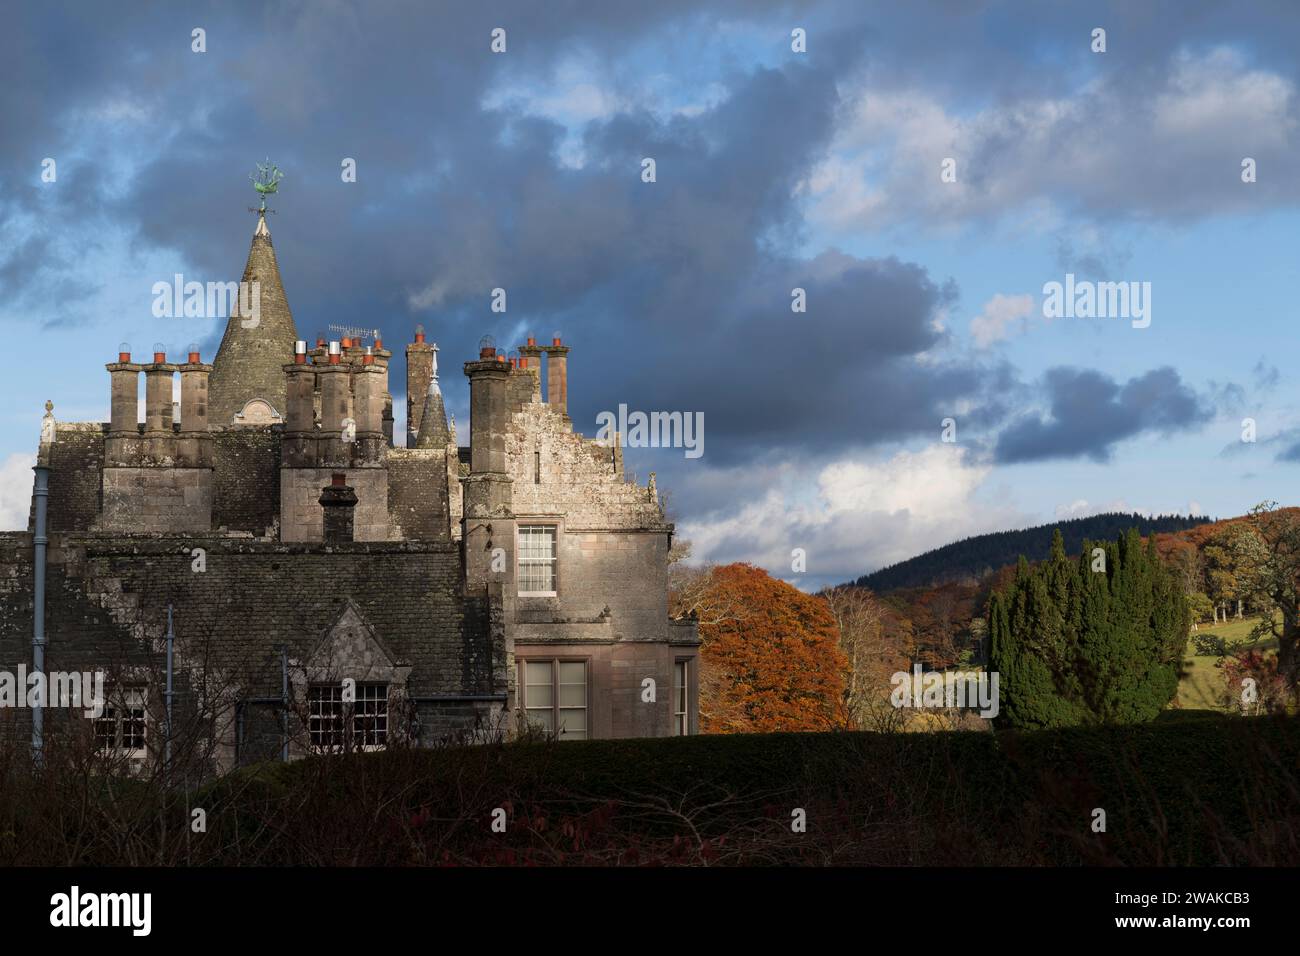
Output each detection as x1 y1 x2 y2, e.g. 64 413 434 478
502 385 681 639
506 398 665 532
40 425 106 533
513 635 698 738
33 424 282 537
212 428 281 535
0 531 162 747
280 468 392 541
0 531 507 765
101 467 213 532
386 448 451 541
492 365 699 737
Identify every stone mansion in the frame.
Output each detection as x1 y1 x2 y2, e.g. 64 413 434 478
0 209 698 772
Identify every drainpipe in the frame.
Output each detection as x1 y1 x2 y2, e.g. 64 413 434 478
31 464 50 765
165 604 175 773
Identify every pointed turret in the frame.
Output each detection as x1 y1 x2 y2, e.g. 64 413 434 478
206 210 299 425
414 344 450 448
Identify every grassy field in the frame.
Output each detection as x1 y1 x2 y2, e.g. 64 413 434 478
1175 614 1278 712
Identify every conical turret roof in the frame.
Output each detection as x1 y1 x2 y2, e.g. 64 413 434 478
206 211 299 424
414 347 450 448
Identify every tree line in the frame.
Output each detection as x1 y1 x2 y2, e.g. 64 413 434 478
855 512 1211 592
669 502 1299 733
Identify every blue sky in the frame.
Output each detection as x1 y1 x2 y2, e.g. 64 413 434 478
1 1 1297 590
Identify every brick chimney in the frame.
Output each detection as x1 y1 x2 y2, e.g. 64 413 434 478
518 335 544 371
319 472 358 544
545 336 569 418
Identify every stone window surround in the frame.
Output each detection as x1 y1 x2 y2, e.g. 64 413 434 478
306 681 390 751
674 658 690 736
95 684 149 759
516 520 560 598
289 601 413 752
517 656 589 741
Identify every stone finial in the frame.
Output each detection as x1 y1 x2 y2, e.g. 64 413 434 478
39 400 56 445
647 471 657 501
448 413 457 443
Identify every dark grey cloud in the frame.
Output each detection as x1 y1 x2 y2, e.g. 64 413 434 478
1 0 1015 472
994 366 1213 464
0 0 1274 514
1265 426 1300 464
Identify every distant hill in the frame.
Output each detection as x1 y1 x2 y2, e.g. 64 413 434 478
854 512 1214 592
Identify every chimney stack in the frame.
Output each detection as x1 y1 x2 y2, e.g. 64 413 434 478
107 345 141 434
405 326 435 446
144 345 177 434
283 352 316 434
175 346 214 467
319 473 358 544
352 353 385 461
545 335 569 418
318 347 349 433
519 336 544 371
179 346 212 432
463 346 514 593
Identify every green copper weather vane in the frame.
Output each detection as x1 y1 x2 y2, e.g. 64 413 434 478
250 159 283 213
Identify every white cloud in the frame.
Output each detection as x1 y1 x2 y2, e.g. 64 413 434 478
1053 498 1134 520
969 292 1035 347
678 445 1025 589
800 47 1299 234
0 453 35 531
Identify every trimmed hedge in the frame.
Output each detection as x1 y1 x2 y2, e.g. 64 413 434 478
191 715 1300 866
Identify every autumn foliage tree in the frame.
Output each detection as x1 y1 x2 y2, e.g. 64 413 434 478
672 563 848 733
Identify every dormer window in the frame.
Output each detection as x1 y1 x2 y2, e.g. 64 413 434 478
308 683 389 751
95 689 147 758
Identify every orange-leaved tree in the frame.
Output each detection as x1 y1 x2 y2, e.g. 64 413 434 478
676 563 849 733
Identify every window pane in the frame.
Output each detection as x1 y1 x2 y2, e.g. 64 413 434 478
558 661 585 684
518 526 556 593
95 707 117 750
125 708 146 749
309 685 344 747
524 661 553 707
558 661 585 707
524 661 552 683
526 708 554 732
558 708 586 738
354 684 388 746
674 661 689 735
